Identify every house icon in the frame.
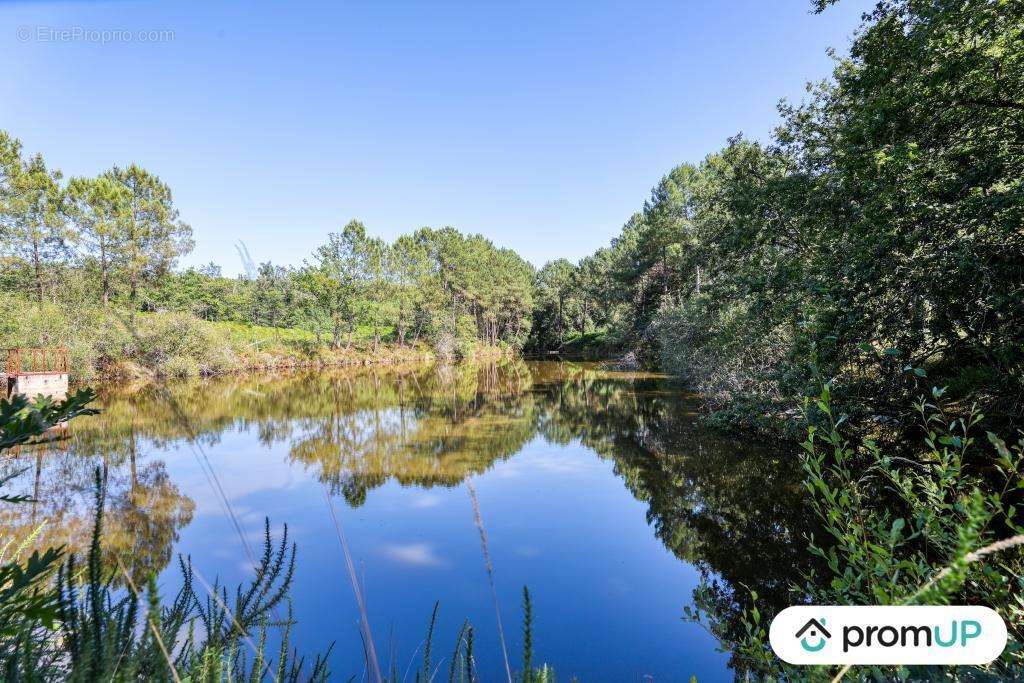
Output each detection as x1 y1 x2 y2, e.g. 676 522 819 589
795 618 831 652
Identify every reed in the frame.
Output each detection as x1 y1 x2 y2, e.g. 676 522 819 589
467 480 513 683
522 587 533 683
0 392 558 681
418 601 439 683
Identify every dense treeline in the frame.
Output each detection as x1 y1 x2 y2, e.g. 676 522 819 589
530 0 1023 432
3 0 1021 434
0 135 534 367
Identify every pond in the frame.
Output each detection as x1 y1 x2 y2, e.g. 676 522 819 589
0 361 814 681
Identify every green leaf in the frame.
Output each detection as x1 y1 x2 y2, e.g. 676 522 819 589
889 518 905 543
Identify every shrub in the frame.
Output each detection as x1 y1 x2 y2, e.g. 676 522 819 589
434 332 470 363
692 380 1024 680
0 297 116 381
0 297 250 379
132 312 239 376
655 297 797 430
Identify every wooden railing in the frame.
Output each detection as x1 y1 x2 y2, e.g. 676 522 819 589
2 348 69 375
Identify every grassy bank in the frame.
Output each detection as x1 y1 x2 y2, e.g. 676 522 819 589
0 297 512 382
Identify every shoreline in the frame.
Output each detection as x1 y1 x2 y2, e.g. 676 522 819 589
92 341 517 384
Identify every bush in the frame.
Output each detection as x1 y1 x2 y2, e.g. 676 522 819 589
0 297 245 379
0 297 116 381
692 381 1024 680
158 354 202 378
655 297 797 430
132 312 239 376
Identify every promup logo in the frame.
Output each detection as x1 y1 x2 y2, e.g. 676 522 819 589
795 618 831 653
769 606 1006 665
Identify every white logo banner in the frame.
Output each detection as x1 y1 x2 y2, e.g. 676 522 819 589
769 605 1007 665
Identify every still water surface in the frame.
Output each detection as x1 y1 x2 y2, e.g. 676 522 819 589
1 361 812 681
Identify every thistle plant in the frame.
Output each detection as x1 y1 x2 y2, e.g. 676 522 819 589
0 392 330 681
0 391 553 681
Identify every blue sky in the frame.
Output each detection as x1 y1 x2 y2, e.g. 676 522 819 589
1 0 871 274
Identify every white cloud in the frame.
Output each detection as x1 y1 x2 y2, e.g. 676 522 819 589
379 542 447 568
410 494 443 509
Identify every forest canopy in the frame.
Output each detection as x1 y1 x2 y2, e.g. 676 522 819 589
0 138 535 359
528 0 1023 433
2 0 1021 434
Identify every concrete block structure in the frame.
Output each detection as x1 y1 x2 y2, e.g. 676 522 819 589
3 348 70 400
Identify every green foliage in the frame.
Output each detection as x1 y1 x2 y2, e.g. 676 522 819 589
64 175 131 307
528 249 622 355
0 541 63 653
405 226 534 351
531 259 577 351
0 386 560 681
0 390 98 453
801 384 1024 674
0 133 70 305
1 131 535 368
127 311 239 377
521 586 533 683
670 2 1024 669
101 164 194 306
0 393 91 668
0 297 243 380
528 0 1024 435
695 381 1024 680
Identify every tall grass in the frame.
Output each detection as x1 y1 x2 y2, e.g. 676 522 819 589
467 480 513 682
0 391 559 681
3 465 329 681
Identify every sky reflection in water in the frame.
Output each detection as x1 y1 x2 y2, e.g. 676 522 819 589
0 361 813 681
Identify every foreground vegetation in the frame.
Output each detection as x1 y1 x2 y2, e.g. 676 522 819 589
0 391 559 681
690 379 1024 679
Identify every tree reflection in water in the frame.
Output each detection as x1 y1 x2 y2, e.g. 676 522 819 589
0 360 814 663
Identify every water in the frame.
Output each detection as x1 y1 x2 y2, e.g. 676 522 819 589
0 361 813 681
